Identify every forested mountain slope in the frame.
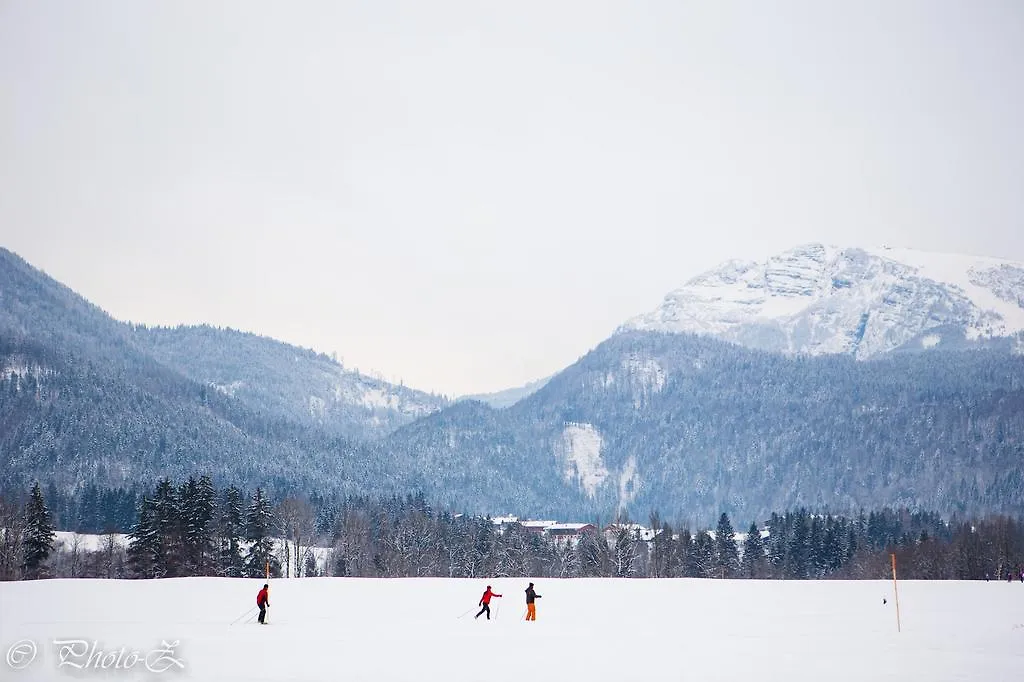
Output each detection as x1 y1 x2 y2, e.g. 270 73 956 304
4 247 1023 525
387 332 1024 523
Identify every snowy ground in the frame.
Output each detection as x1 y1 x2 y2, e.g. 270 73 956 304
2 577 1022 681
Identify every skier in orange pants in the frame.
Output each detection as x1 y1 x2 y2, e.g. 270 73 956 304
525 582 541 621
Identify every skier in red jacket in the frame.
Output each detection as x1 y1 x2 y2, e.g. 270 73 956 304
256 584 270 624
475 585 502 620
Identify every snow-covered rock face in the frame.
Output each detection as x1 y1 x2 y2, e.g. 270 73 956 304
212 380 244 397
622 355 665 392
555 424 643 504
610 354 666 408
330 373 439 419
1 358 48 384
622 244 1024 358
1 360 32 380
555 423 609 497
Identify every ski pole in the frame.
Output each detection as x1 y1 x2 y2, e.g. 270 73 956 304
230 606 257 626
457 606 475 619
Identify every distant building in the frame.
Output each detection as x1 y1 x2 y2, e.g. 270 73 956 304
544 523 597 547
487 516 598 546
521 520 558 534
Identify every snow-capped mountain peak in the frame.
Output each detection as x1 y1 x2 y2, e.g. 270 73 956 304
621 243 1024 358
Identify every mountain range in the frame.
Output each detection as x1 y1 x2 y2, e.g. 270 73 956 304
624 243 1024 358
2 244 1022 524
0 248 448 439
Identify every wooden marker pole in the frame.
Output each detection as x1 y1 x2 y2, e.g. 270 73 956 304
891 553 901 633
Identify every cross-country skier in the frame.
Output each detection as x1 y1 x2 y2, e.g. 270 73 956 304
256 584 270 624
525 582 541 621
475 585 502 620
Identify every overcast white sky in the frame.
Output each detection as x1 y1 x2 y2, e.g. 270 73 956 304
2 1 1022 396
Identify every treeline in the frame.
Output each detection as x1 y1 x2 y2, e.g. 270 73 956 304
125 476 281 580
3 479 1023 581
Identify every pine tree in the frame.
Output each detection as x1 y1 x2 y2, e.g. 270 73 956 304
127 497 161 578
179 475 216 575
823 517 845 574
218 485 245 577
196 475 216 570
715 512 740 578
152 478 182 577
845 523 859 563
765 512 788 578
741 522 767 578
686 531 715 578
786 510 810 579
245 488 280 578
808 515 826 578
22 482 56 579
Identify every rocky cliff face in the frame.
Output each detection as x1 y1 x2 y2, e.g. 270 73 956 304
622 244 1024 357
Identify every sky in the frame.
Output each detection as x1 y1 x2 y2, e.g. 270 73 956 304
2 1 1022 396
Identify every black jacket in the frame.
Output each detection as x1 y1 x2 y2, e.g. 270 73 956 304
525 586 541 604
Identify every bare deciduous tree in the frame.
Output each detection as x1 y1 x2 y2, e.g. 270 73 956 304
0 495 25 580
277 497 315 578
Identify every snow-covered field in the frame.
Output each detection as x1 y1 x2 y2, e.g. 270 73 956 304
2 577 1022 681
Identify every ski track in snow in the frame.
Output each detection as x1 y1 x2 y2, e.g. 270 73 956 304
1 577 1022 682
